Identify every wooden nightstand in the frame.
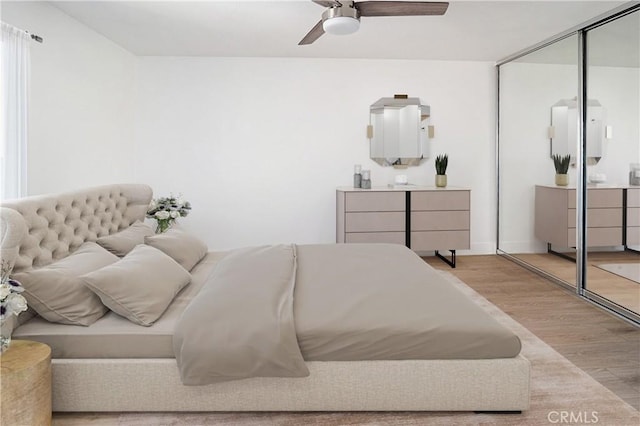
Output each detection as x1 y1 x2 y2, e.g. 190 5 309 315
0 340 52 425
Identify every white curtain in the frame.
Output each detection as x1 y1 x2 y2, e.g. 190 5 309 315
1 22 30 200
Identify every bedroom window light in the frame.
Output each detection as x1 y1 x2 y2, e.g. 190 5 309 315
1 22 31 200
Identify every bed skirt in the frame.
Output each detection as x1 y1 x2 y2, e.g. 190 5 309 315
53 356 530 412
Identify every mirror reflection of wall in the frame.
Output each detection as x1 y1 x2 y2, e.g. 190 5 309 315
550 98 605 164
586 11 640 186
498 34 579 286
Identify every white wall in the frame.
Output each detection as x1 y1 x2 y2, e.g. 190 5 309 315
2 1 137 195
135 57 497 252
2 4 497 253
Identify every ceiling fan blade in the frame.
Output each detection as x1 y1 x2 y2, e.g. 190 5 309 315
356 1 449 17
312 0 341 6
299 20 326 45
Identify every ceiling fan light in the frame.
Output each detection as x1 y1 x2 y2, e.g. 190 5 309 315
323 16 360 35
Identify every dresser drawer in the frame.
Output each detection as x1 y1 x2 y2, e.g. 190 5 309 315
411 231 470 251
345 192 405 212
411 191 469 211
411 211 469 231
568 189 622 208
567 208 622 228
568 227 622 247
627 188 640 208
345 232 406 245
345 212 405 233
628 208 640 227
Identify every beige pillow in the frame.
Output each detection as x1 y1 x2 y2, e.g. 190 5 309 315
145 227 208 271
96 221 154 256
81 245 191 326
14 242 118 326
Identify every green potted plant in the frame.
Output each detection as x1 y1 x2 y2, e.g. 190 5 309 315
552 154 571 186
435 154 448 188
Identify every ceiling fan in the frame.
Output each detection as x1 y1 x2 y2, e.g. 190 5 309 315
299 0 449 45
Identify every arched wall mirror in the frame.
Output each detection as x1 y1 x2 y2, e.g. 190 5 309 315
368 95 430 167
497 4 639 324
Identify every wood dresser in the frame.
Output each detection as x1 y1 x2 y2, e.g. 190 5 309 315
336 186 470 267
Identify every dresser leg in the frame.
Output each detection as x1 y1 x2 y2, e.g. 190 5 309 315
435 250 456 268
547 243 576 262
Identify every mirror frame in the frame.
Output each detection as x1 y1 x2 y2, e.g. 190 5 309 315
368 96 430 167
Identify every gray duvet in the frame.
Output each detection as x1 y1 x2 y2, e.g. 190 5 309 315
174 243 521 386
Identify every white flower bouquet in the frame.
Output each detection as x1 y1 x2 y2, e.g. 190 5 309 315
0 259 28 352
146 194 192 233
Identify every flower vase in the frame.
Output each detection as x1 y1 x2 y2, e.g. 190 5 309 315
0 321 11 354
435 174 447 188
155 219 173 234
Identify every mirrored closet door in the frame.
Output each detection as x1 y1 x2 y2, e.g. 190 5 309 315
497 4 640 324
498 34 580 287
584 10 640 318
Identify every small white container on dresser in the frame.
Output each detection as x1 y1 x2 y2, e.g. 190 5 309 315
336 186 471 267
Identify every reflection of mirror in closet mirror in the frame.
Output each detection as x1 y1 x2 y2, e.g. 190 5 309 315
498 34 579 286
550 98 605 165
584 10 640 315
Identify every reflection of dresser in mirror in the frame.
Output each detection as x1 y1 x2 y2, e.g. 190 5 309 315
534 185 640 251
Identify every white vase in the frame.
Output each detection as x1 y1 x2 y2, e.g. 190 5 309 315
435 174 447 188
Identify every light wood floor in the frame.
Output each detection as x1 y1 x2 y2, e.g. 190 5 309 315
512 250 639 314
424 254 640 410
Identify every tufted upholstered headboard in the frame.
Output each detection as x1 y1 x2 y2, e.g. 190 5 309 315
0 184 152 274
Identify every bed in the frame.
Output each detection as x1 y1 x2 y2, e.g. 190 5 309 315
0 184 530 412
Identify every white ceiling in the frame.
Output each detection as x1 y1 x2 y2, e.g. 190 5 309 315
50 0 628 62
